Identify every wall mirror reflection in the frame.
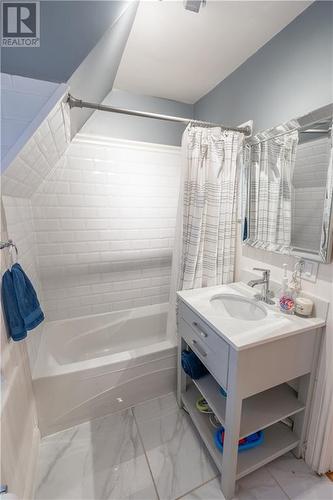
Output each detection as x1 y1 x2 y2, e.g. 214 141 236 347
243 104 333 263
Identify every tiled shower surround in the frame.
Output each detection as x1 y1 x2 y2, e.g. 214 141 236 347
2 94 70 368
1 196 43 367
31 135 181 320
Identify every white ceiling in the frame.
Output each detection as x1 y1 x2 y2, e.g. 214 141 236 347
114 0 312 104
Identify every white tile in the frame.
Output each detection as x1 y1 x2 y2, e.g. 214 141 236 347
3 98 69 197
135 395 217 500
181 466 290 500
2 195 43 370
61 219 86 230
266 453 333 500
35 410 157 500
180 479 225 500
133 393 179 423
236 466 289 500
30 138 180 319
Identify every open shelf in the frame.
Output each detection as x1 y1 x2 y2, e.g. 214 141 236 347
193 374 305 438
182 384 223 472
182 384 300 480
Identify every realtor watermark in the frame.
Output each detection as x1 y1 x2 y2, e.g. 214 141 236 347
1 2 40 47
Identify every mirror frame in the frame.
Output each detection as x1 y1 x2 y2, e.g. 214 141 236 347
243 103 333 263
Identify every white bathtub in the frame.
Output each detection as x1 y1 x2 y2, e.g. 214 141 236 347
33 304 176 436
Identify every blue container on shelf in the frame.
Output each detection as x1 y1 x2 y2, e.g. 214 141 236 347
181 350 208 379
214 427 264 453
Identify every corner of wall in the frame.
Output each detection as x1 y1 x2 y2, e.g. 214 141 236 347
68 1 139 136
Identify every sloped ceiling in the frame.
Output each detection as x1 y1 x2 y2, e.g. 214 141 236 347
2 1 139 154
1 1 129 83
115 0 313 103
68 2 139 136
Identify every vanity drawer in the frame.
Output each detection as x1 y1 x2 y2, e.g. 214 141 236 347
179 318 229 389
179 302 228 355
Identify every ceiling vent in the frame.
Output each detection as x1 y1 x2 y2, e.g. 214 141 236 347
184 0 206 14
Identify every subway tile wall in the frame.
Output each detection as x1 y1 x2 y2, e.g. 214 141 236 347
2 196 44 369
2 98 70 198
31 135 181 320
2 96 72 371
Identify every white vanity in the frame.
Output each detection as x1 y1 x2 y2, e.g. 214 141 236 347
177 282 326 500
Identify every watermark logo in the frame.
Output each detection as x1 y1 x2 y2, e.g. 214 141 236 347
1 2 40 47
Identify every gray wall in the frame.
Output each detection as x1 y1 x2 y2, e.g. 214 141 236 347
194 1 333 133
69 2 138 135
82 89 194 146
1 1 128 83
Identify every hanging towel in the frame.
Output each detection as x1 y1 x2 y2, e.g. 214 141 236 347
1 269 27 341
11 263 44 331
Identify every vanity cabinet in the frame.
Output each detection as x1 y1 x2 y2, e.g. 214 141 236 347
177 287 325 500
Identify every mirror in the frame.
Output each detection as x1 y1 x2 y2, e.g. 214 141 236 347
243 104 333 263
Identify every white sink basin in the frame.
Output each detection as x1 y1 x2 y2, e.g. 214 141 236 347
210 293 267 321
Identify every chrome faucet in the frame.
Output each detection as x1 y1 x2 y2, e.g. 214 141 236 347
248 268 274 305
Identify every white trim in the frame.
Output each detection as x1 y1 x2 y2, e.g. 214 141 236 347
2 83 69 171
74 132 181 155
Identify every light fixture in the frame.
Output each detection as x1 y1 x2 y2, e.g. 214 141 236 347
184 0 206 13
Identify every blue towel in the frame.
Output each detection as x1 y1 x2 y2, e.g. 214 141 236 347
181 350 208 379
1 263 44 341
11 264 44 331
1 269 27 341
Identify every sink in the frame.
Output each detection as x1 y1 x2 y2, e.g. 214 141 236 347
210 293 267 321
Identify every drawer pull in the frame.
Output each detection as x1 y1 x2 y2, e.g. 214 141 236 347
192 322 208 338
191 339 207 358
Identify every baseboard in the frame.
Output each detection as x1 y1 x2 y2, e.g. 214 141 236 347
23 426 40 500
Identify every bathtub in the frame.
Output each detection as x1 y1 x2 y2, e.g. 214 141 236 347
33 303 176 436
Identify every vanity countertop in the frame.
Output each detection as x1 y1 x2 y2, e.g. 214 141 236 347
177 282 326 351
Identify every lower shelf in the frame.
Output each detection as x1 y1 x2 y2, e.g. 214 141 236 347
182 384 300 480
193 374 305 439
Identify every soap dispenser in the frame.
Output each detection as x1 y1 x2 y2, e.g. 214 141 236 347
279 264 295 314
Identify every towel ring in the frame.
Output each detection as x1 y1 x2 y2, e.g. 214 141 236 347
0 240 18 269
0 240 18 255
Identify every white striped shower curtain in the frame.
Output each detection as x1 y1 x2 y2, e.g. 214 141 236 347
167 125 244 340
248 131 299 251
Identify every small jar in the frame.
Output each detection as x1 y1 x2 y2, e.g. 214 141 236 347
295 297 313 317
279 293 296 315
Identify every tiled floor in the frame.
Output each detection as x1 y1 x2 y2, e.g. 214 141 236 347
34 393 333 500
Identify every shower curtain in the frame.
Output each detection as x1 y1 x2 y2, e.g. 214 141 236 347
248 131 298 251
167 125 244 340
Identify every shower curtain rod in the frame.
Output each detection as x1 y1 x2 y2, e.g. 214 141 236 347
67 94 252 136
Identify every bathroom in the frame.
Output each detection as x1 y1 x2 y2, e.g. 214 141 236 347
0 0 332 499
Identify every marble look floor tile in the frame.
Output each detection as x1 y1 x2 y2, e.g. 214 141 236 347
180 478 225 500
35 410 157 500
181 466 289 500
136 406 217 500
266 452 333 500
235 467 289 500
133 392 179 423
